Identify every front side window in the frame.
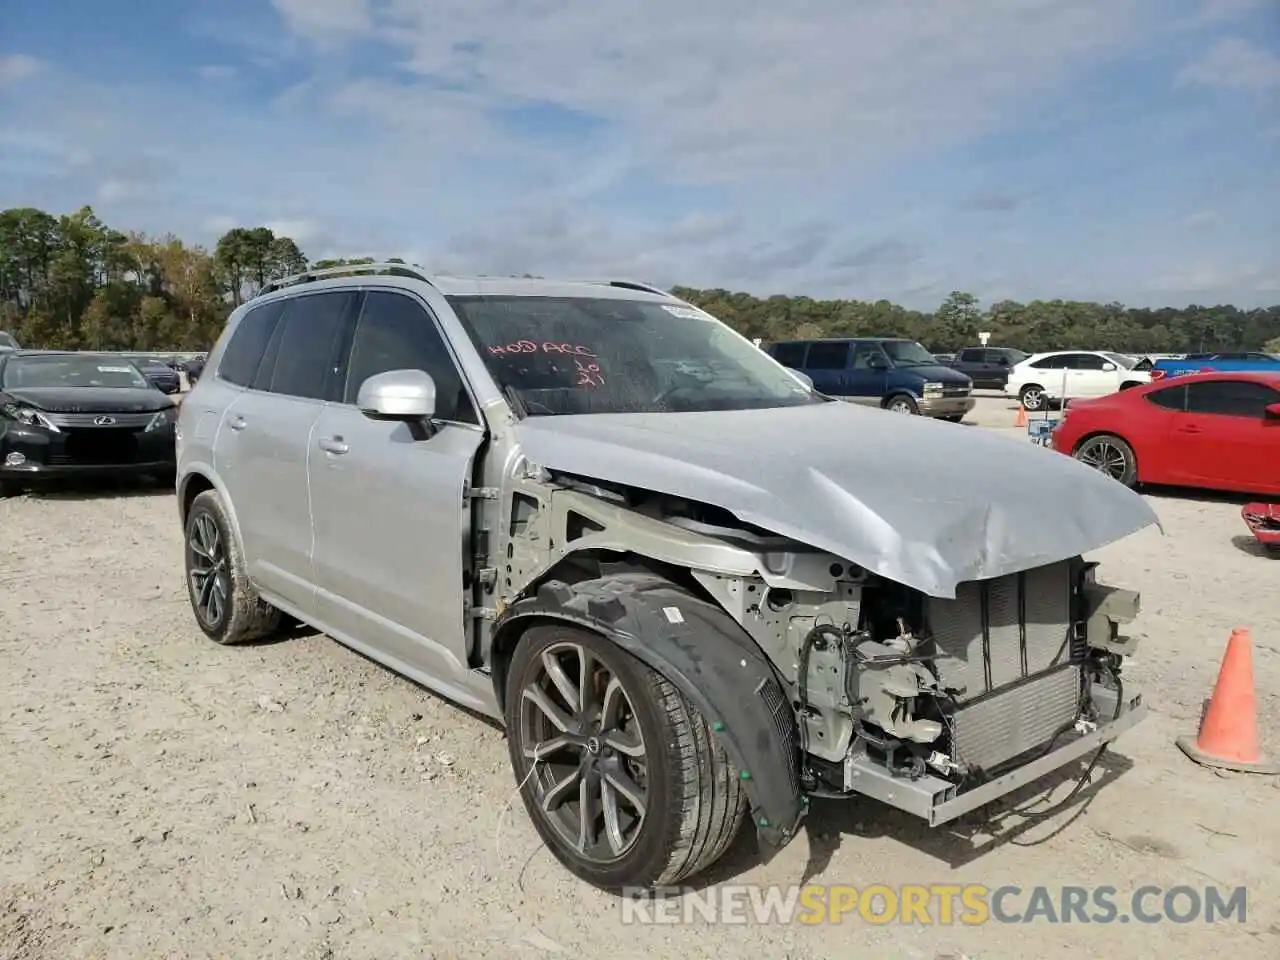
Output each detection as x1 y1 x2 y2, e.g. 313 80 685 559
344 291 476 423
880 340 936 367
446 296 821 417
1 355 150 390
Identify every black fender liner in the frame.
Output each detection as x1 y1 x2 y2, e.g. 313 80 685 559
492 573 806 856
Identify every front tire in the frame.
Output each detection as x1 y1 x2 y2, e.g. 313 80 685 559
885 393 919 415
184 490 282 644
1073 433 1138 487
505 623 746 892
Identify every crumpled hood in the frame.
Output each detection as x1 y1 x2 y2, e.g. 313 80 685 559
514 401 1160 598
2 387 171 413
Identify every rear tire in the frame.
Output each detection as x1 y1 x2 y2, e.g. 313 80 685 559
184 490 283 645
1019 384 1047 411
505 623 746 892
1073 433 1138 487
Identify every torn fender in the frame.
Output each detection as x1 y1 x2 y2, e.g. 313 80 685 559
493 573 805 854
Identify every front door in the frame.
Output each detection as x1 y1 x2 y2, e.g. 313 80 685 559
308 289 487 709
844 342 889 405
1172 380 1280 493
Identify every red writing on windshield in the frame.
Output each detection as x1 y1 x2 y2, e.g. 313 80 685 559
487 341 596 358
575 358 605 388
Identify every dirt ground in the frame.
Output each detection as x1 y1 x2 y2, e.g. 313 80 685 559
2 396 1278 959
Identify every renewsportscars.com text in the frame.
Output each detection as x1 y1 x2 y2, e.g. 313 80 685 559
619 884 1248 926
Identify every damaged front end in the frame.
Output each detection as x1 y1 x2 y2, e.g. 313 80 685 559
696 557 1146 826
489 460 1147 845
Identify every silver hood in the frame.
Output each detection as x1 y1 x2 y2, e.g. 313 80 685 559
513 401 1160 598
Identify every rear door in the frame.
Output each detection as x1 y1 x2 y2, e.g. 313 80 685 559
1175 380 1280 493
802 341 853 397
214 291 357 610
307 289 487 706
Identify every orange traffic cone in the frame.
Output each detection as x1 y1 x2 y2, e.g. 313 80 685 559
1014 406 1027 428
1176 628 1278 774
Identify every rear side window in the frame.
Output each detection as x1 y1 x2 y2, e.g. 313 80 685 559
343 291 477 424
218 301 284 387
772 342 806 368
805 341 849 370
1145 385 1187 411
1185 381 1280 418
264 292 358 400
1067 353 1107 370
1030 355 1068 369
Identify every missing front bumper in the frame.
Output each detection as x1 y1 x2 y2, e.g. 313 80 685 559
840 692 1146 826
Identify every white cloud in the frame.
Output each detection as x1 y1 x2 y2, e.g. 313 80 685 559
1178 38 1280 92
196 64 238 81
2 0 1276 308
0 54 45 86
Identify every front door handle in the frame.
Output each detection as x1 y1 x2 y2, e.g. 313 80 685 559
228 415 247 431
1178 425 1202 434
318 436 349 455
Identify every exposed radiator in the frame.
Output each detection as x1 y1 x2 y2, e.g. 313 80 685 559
923 559 1083 772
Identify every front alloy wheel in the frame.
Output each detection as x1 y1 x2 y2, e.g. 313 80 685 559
505 621 747 891
518 640 649 861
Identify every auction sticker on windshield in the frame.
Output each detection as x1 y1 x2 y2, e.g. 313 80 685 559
97 366 135 373
661 305 714 320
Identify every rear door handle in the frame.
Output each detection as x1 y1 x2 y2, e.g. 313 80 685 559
318 436 349 455
1178 425 1202 434
228 415 247 431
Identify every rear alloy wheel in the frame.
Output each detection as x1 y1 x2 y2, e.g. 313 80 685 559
1073 434 1138 487
1019 384 1046 411
184 490 282 644
885 394 919 415
505 623 746 892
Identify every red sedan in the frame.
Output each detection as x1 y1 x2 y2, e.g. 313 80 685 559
1048 371 1280 496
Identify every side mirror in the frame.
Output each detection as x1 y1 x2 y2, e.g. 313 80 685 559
357 369 436 421
868 356 890 370
787 368 814 391
1101 362 1116 372
1265 403 1280 420
997 357 1009 366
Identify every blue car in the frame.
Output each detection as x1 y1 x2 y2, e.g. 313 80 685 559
1150 351 1280 381
767 337 975 420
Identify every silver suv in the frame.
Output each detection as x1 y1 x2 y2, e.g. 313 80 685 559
176 263 1157 892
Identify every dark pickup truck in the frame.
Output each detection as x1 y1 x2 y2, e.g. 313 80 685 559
942 346 1029 389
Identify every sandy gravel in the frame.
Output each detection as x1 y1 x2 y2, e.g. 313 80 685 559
2 397 1278 959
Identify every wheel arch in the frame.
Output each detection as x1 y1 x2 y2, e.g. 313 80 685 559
178 466 251 558
490 572 805 856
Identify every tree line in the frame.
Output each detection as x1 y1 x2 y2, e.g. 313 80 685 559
2 206 1277 356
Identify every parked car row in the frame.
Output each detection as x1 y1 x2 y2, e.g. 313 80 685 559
0 350 179 496
766 337 975 419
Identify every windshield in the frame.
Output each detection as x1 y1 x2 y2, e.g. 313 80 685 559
1103 352 1138 370
881 340 938 367
1 356 150 390
446 296 822 416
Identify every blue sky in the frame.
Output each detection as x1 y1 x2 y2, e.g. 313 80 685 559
1 0 1277 310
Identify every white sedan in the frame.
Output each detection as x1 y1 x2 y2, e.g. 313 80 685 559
1004 350 1151 411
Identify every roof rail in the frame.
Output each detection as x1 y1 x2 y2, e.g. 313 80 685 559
582 279 675 299
257 262 433 298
